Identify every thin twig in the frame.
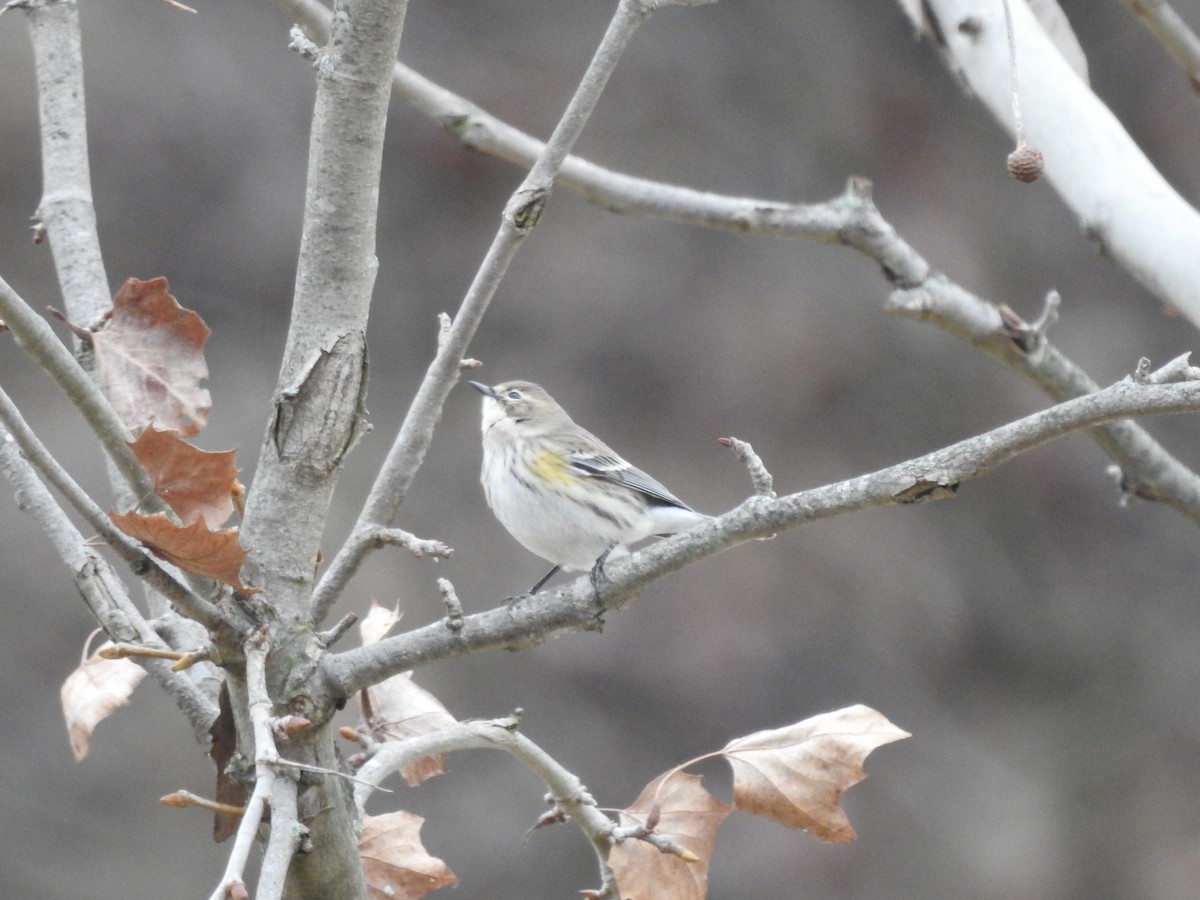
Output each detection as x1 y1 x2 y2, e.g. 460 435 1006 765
439 578 464 631
257 775 302 900
717 436 775 498
1000 0 1025 147
209 631 277 900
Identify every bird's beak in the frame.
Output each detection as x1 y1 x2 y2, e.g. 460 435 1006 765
469 381 496 399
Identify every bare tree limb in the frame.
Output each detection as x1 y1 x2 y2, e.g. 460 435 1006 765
353 715 620 895
0 430 218 742
20 0 111 325
917 0 1200 325
323 374 1200 695
0 275 154 501
307 0 689 622
209 632 281 900
0 383 237 631
233 1 412 896
271 13 1200 530
887 281 1200 522
258 775 302 900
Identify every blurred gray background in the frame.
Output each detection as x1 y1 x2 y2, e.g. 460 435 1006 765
3 1 1200 897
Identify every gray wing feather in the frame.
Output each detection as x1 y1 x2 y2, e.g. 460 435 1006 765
567 451 693 509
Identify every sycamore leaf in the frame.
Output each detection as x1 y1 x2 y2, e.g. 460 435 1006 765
359 601 457 785
61 640 146 761
360 811 456 899
360 599 403 645
129 427 238 526
109 509 256 593
609 772 730 900
722 704 909 842
210 683 245 843
93 277 211 436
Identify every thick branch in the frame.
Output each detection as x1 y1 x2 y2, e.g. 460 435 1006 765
323 376 1200 695
239 0 408 613
918 0 1200 325
21 0 111 325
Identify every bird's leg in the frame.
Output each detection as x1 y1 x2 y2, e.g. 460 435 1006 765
589 543 617 602
504 565 561 606
528 565 561 596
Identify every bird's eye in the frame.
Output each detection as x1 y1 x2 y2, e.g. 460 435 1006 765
506 390 522 400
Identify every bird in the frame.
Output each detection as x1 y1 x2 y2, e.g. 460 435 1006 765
470 380 712 594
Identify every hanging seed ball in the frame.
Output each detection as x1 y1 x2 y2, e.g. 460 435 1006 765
1007 145 1045 183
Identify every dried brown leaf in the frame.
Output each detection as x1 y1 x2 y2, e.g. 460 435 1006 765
359 601 456 785
109 509 256 593
360 811 456 899
609 771 730 900
210 683 245 842
129 427 238 526
93 277 211 436
722 704 909 842
61 641 146 761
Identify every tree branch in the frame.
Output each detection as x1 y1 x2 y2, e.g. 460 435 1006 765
887 282 1200 522
323 374 1200 695
0 275 154 501
238 0 410 614
258 775 302 900
20 0 112 325
269 15 1200 530
0 429 217 742
917 0 1200 325
209 632 283 900
0 383 234 631
307 0 686 622
353 716 620 894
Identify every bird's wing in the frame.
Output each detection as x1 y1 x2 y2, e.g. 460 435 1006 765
567 451 693 509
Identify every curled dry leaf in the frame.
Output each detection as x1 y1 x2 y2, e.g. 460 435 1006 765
93 277 211 436
360 811 457 900
608 771 730 900
129 427 239 526
209 683 244 843
359 599 403 645
61 640 146 761
359 601 456 785
109 509 256 593
721 704 909 843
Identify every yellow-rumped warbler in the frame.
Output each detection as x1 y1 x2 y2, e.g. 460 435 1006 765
470 380 711 593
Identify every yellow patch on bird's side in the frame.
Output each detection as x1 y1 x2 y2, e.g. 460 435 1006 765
530 448 575 484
